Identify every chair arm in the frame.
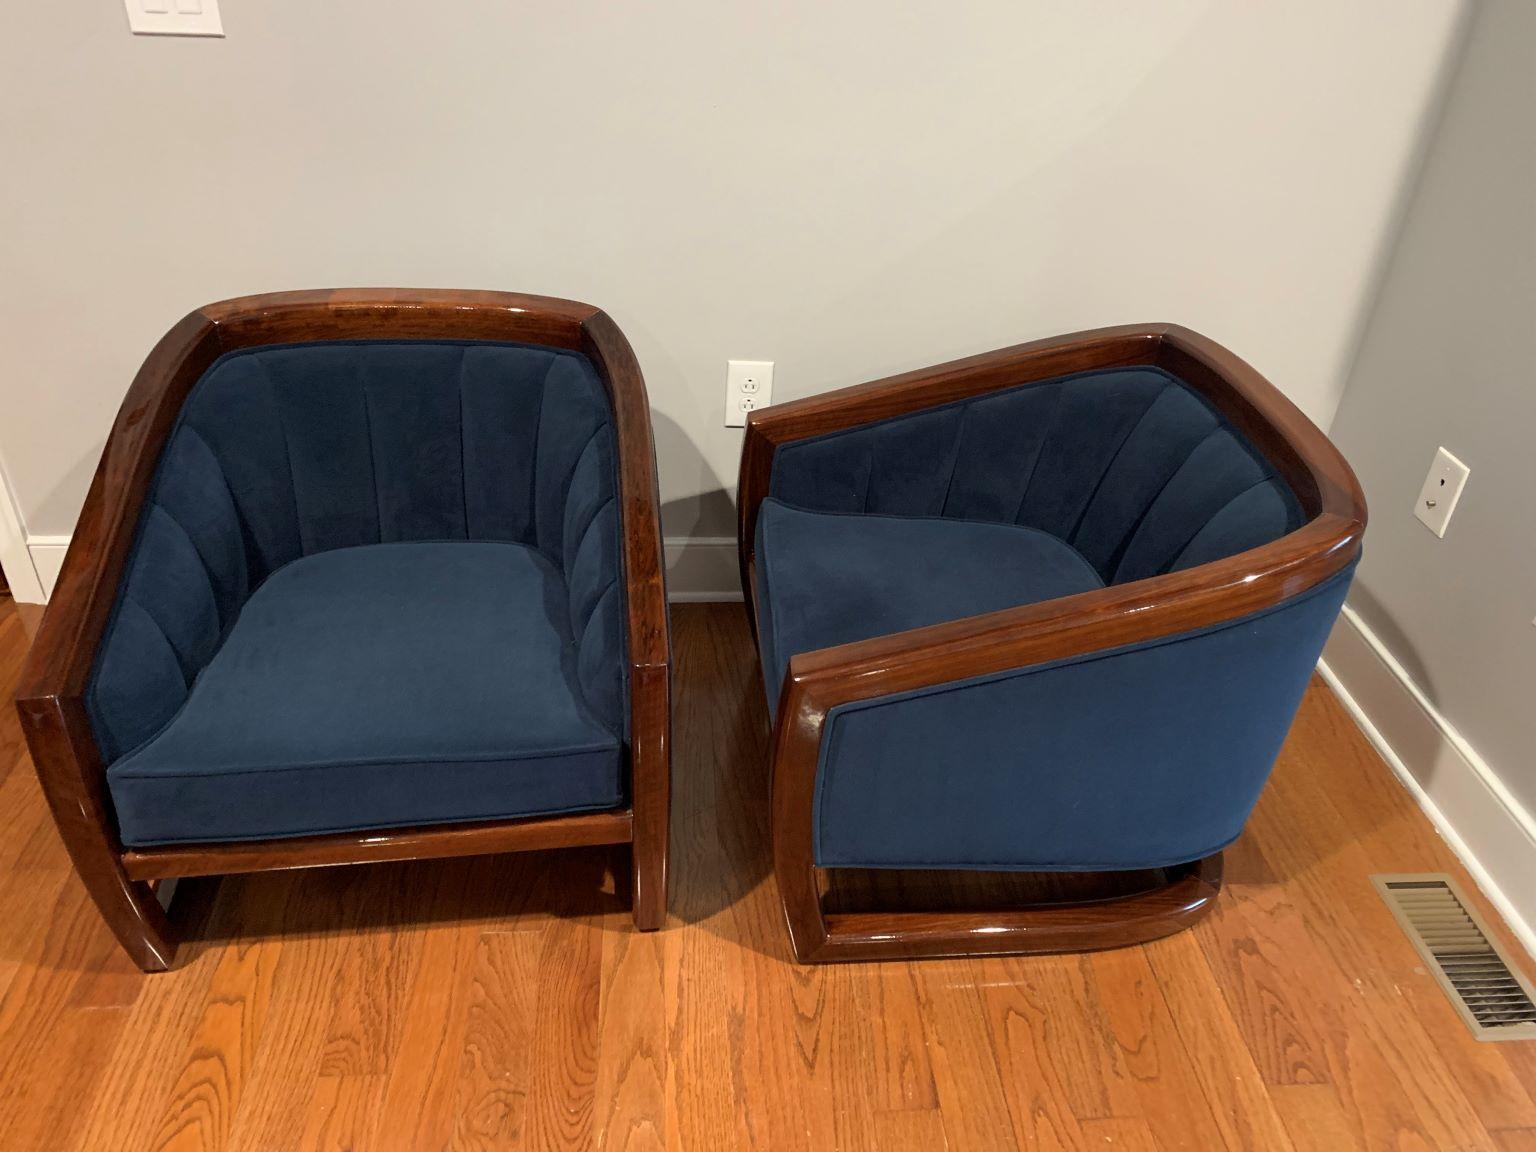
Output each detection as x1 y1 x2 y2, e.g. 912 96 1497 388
769 513 1360 871
581 311 669 675
580 310 671 920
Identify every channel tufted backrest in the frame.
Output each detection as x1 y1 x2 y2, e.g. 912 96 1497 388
87 339 626 764
767 366 1303 585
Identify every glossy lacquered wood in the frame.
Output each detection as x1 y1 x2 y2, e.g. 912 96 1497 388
120 811 635 882
12 289 671 969
739 324 1368 963
815 855 1222 963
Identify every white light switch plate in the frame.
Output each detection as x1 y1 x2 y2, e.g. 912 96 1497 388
1413 446 1469 538
124 0 223 37
725 360 773 427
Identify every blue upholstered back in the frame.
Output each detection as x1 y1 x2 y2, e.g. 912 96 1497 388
88 340 627 764
769 367 1303 584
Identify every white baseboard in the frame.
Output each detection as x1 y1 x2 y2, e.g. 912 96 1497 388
27 536 70 601
1318 604 1536 960
17 533 748 606
663 536 742 603
0 469 47 605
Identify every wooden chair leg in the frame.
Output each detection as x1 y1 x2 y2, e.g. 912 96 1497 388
776 853 1223 964
68 847 179 972
628 664 670 932
21 699 180 971
630 840 665 931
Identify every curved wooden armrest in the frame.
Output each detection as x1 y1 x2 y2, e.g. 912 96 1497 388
780 513 1359 715
580 310 669 674
581 308 672 928
773 509 1360 777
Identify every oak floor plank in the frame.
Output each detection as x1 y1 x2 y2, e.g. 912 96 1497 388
451 928 543 1150
1194 835 1333 1089
1078 1116 1159 1152
855 962 939 1112
914 958 1025 1152
368 860 490 1152
1083 946 1234 1151
317 868 433 1080
145 936 283 1152
521 908 603 1150
1144 931 1297 1152
220 870 386 1152
973 954 1094 1152
1271 1083 1370 1152
0 879 140 1152
592 926 667 1152
871 1107 951 1151
298 1074 387 1152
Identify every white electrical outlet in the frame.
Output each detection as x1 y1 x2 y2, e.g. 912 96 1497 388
1413 446 1469 538
124 0 223 37
725 360 773 427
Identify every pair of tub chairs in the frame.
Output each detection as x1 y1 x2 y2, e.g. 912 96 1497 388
16 290 1364 970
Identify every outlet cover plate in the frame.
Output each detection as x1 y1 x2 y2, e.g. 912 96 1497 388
124 0 224 37
725 360 773 427
1414 446 1469 538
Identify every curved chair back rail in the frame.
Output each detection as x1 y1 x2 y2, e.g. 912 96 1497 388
740 324 1363 626
13 289 670 970
738 324 1366 962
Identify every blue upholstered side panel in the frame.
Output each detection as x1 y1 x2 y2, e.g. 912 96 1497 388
767 367 1303 585
811 564 1354 870
87 340 631 764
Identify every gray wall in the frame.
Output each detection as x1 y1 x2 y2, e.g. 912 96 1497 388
1328 0 1535 811
0 2 1463 552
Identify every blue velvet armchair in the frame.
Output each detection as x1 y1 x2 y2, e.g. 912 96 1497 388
738 324 1365 962
15 290 670 970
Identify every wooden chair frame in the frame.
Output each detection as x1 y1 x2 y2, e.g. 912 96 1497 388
14 289 671 971
737 324 1366 963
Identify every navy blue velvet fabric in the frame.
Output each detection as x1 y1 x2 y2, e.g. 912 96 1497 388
768 367 1302 585
811 565 1353 869
754 364 1352 872
107 543 622 845
754 499 1104 715
87 340 631 843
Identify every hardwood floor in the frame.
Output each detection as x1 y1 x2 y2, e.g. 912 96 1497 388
0 596 1532 1150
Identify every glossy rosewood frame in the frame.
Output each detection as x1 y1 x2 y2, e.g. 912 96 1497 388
14 289 671 971
737 324 1366 963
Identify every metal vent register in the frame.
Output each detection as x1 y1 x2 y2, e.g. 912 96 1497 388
1373 874 1536 1041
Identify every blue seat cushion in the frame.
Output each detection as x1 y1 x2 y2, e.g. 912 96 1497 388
106 541 623 846
754 498 1104 714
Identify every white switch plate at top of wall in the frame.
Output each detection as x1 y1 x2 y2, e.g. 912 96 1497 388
1413 446 1470 538
725 360 773 427
124 0 224 37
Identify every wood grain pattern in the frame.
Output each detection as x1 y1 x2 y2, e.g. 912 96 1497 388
12 290 671 968
0 601 1531 1150
738 324 1368 962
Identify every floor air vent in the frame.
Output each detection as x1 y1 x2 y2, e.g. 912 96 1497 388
1374 874 1536 1041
